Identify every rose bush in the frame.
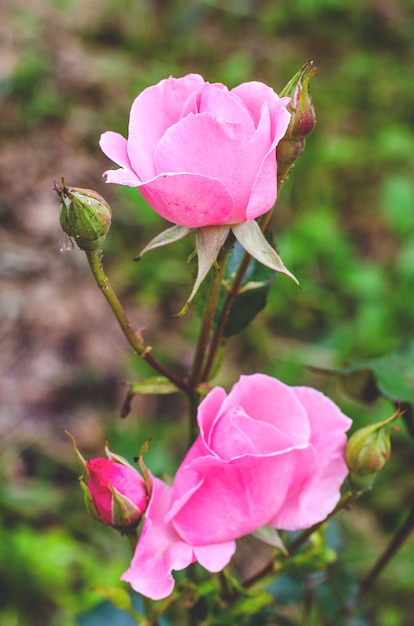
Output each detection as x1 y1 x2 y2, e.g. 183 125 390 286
85 457 148 527
122 374 351 599
100 74 291 228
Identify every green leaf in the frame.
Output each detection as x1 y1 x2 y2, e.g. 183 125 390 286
92 585 135 614
120 377 181 418
309 341 414 436
223 238 276 337
193 237 276 338
129 377 180 395
313 561 361 626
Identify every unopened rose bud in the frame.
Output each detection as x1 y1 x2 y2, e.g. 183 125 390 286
345 409 401 492
66 432 148 530
54 179 112 252
277 60 317 184
81 457 149 529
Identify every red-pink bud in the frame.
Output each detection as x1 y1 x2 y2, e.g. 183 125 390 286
84 457 148 527
277 60 317 185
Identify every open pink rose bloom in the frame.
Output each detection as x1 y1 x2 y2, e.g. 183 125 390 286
100 74 291 228
122 374 351 599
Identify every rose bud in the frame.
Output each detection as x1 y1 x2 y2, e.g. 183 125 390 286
345 409 401 493
276 60 318 185
80 457 148 529
66 432 148 530
54 179 112 252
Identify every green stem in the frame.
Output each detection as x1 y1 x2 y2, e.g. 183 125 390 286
242 491 357 590
288 491 356 555
85 249 188 393
201 191 284 383
187 390 202 448
186 248 230 444
187 256 226 389
359 498 414 596
201 251 251 382
142 597 160 626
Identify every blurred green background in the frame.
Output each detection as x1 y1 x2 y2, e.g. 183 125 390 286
1 0 414 624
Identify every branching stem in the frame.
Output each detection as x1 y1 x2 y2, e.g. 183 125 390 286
85 249 189 393
359 498 414 596
242 490 357 589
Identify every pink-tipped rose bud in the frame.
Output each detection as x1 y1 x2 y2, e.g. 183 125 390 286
345 409 401 492
276 60 317 184
81 457 148 528
66 431 149 529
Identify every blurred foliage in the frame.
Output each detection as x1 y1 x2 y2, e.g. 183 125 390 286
2 0 414 624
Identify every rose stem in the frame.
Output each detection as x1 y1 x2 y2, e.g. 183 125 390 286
359 498 414 596
187 254 225 389
201 197 281 383
242 491 357 590
185 248 230 444
288 491 356 554
201 250 251 382
141 597 160 626
85 249 189 392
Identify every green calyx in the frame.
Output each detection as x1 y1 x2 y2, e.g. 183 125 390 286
110 483 143 529
54 178 112 252
345 409 401 492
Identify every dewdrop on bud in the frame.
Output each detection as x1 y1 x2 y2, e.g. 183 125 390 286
277 60 317 184
345 409 401 492
54 179 112 252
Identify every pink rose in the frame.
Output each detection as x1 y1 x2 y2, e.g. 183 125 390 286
122 374 351 599
100 74 291 228
170 374 351 540
122 476 236 600
85 458 148 527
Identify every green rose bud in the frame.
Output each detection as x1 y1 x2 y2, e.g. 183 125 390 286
345 409 401 493
54 179 112 252
277 60 318 185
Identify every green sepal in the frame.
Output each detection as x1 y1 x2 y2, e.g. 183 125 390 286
134 224 191 260
110 483 142 528
136 438 152 500
252 526 288 555
65 429 89 479
194 235 276 339
176 224 230 316
104 441 136 470
232 220 298 284
79 476 102 522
